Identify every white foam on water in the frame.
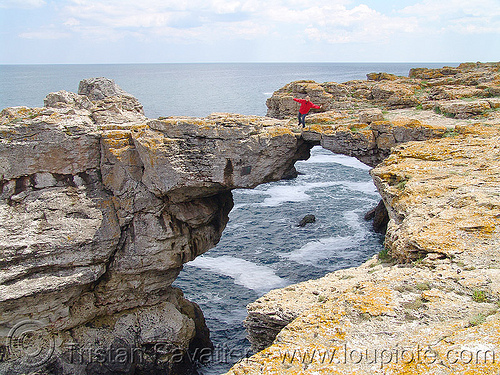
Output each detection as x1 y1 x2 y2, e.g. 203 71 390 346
299 147 371 170
187 255 289 294
253 180 378 207
340 180 379 196
285 210 368 267
260 185 312 206
285 236 362 266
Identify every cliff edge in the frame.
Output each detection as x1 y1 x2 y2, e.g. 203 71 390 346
0 78 311 374
228 63 500 374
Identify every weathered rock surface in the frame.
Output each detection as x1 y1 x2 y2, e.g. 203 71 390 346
1 63 499 375
0 80 311 374
228 63 500 375
300 113 448 166
266 62 500 122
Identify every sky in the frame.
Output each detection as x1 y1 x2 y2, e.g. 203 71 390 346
0 0 499 64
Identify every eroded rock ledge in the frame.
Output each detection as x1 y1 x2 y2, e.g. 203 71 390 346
0 78 312 374
229 63 500 374
1 62 499 375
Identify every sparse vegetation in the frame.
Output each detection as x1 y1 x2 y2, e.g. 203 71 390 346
397 178 409 190
469 313 486 326
415 282 431 291
472 290 487 303
340 275 354 280
442 129 459 138
403 297 424 310
411 255 426 267
377 248 393 263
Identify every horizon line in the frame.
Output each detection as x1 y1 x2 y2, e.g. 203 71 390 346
0 61 474 66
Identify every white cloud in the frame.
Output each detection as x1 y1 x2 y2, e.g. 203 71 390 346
55 0 421 44
399 0 500 35
151 19 270 43
19 28 70 39
400 0 500 17
0 0 46 8
263 3 418 43
63 18 80 26
12 0 499 47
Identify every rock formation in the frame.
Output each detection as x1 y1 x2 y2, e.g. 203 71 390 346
1 62 499 375
228 63 500 374
0 78 311 374
266 62 500 119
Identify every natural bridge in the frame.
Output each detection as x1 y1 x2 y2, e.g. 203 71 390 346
1 66 500 375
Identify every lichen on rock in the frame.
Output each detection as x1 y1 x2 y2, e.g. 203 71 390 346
0 79 312 374
228 62 500 375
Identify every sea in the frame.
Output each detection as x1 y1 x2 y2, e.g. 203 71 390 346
0 62 455 374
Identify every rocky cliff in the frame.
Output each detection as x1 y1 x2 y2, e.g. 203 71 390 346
0 78 311 374
1 62 499 375
228 63 500 374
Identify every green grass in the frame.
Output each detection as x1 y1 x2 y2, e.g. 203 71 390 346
442 129 459 138
472 290 487 303
377 248 393 263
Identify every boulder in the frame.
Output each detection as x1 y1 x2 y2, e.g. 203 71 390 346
78 77 131 100
298 214 316 227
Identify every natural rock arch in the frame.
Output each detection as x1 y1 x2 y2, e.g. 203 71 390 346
0 76 469 374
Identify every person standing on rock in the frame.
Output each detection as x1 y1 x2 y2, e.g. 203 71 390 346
292 95 321 128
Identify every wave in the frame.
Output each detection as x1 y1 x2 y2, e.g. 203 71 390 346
238 180 378 207
186 255 289 294
299 153 371 170
284 210 368 267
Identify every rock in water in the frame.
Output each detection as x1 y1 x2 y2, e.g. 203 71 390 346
372 199 389 233
298 214 316 227
364 199 389 234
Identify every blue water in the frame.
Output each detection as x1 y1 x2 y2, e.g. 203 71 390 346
0 62 454 375
0 63 454 118
175 148 384 374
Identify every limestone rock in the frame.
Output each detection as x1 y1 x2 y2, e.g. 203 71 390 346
437 99 491 118
133 114 310 201
301 114 447 167
0 79 314 374
78 77 131 101
44 90 93 110
371 125 500 267
366 72 399 81
0 107 100 180
358 108 384 124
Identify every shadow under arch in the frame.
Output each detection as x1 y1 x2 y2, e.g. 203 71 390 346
173 144 387 374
